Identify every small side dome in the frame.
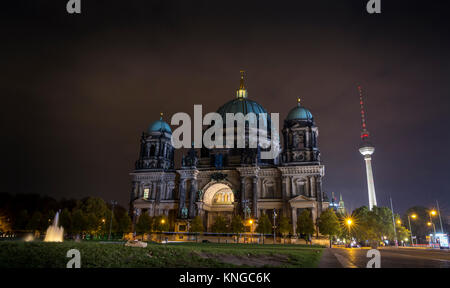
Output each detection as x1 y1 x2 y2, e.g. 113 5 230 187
286 98 314 122
148 114 172 134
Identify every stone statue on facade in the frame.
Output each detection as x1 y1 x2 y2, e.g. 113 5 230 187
181 206 188 219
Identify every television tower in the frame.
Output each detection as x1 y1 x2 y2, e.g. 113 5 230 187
357 85 377 210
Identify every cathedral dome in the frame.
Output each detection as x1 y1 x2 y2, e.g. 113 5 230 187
148 115 172 134
216 71 269 125
286 99 313 122
216 98 268 118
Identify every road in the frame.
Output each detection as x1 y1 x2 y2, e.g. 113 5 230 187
329 247 450 268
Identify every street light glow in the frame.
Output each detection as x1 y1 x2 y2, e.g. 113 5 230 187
346 218 353 226
430 210 437 216
411 214 417 219
161 219 165 224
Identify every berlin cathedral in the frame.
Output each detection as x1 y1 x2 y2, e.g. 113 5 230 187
129 72 329 235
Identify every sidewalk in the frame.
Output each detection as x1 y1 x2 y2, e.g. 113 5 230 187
317 248 343 268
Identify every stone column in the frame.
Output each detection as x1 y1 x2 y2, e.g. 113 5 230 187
304 177 310 197
253 177 258 218
310 176 316 198
291 207 297 236
189 178 198 218
281 176 288 216
316 177 323 214
316 177 322 201
290 176 295 197
240 177 246 212
157 181 164 204
179 179 187 216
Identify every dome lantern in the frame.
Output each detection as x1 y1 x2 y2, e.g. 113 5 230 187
236 70 248 99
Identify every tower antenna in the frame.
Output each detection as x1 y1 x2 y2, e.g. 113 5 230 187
357 84 377 210
358 85 370 140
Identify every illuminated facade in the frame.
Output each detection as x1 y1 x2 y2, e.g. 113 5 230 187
129 72 329 233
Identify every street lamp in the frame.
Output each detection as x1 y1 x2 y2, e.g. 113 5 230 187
344 217 353 247
408 214 417 246
428 210 437 244
108 200 117 241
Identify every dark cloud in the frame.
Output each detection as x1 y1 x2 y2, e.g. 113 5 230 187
1 0 450 214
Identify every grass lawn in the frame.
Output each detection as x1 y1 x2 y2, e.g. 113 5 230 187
0 241 324 268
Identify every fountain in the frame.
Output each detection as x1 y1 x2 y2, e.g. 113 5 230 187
44 211 64 242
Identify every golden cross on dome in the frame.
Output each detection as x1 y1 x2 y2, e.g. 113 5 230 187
239 70 245 89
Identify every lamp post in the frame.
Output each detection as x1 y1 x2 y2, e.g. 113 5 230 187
408 214 417 246
390 197 398 247
160 218 166 243
436 200 445 234
345 217 353 246
108 200 117 241
429 210 437 244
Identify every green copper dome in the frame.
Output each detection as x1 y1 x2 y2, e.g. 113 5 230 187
148 117 172 134
216 98 268 118
286 99 313 122
216 70 269 123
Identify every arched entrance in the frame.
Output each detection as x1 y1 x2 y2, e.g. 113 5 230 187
199 182 236 231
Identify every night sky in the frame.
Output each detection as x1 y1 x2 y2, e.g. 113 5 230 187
2 0 450 214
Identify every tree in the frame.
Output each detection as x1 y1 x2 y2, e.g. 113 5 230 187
278 216 292 243
297 210 315 243
317 208 340 247
116 211 132 235
396 225 410 245
59 208 72 235
351 206 396 247
13 209 28 231
190 216 204 233
71 209 88 235
0 211 11 233
403 206 429 244
230 215 245 234
153 215 169 232
190 216 204 242
27 211 43 233
255 214 272 244
255 214 272 235
136 213 152 235
211 215 229 233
